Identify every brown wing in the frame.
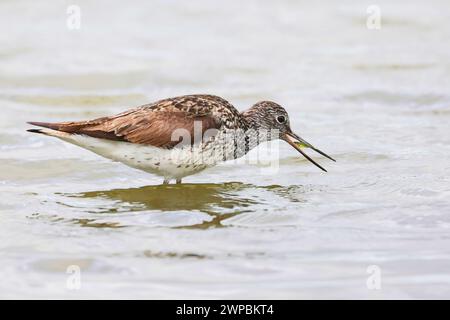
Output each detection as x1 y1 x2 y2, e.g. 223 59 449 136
28 95 227 149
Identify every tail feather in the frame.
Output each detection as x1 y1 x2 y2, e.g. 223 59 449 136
27 121 61 130
27 120 123 141
27 122 71 139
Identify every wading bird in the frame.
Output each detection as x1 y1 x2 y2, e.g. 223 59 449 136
27 94 335 184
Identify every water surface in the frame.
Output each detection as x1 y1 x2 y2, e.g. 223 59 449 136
1 0 450 299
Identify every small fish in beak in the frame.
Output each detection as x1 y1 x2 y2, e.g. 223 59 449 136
283 132 336 172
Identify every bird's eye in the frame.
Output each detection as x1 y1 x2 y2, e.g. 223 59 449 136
276 115 286 124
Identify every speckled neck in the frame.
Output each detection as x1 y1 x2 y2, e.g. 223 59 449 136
241 108 265 131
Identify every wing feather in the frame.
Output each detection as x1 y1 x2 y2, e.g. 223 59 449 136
28 95 233 149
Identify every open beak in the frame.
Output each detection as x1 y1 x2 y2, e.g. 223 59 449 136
283 131 336 172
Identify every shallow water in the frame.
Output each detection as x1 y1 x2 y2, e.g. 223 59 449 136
1 0 450 299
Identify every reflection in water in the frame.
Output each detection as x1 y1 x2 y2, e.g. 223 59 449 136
142 250 210 260
58 182 258 229
55 182 312 229
263 184 324 203
69 182 256 212
179 212 244 230
73 218 123 229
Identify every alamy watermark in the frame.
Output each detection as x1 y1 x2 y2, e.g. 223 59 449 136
67 5 81 30
366 265 382 290
366 5 381 30
66 265 81 290
126 122 284 175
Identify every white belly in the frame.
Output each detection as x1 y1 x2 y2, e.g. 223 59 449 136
62 134 217 179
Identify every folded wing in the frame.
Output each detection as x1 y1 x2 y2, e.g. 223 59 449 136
28 95 227 149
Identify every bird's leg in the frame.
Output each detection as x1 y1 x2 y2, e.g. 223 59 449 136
163 178 170 185
176 178 182 184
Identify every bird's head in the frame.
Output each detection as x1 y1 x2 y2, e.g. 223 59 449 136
243 101 335 171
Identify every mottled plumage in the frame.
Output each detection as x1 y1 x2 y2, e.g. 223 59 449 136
28 94 335 184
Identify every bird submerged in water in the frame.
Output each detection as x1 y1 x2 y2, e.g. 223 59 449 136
27 94 335 184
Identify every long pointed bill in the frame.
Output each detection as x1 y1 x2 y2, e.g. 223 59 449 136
283 132 336 172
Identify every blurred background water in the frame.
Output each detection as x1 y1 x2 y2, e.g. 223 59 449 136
1 0 450 299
